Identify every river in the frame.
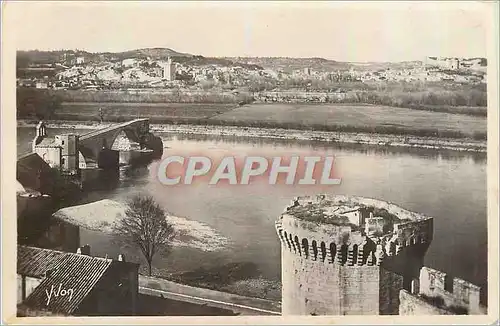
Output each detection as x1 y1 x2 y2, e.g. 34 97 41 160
17 126 488 302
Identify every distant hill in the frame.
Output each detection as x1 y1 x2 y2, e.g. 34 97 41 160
17 48 193 67
225 57 353 72
16 48 264 71
17 48 484 73
223 57 437 73
111 47 193 60
17 50 86 67
348 61 425 71
15 49 426 76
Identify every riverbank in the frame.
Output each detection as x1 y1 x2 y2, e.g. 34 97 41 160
18 119 487 153
52 199 281 301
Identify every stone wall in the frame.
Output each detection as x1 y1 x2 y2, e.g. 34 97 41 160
399 266 486 315
278 213 408 315
381 245 428 290
417 267 482 314
281 245 406 315
281 246 381 315
379 268 404 314
277 195 437 316
277 217 379 267
399 289 452 315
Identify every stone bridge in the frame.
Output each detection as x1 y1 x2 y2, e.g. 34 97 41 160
78 118 159 166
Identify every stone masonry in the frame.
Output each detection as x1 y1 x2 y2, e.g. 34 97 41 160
276 194 434 315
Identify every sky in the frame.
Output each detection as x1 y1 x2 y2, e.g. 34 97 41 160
6 1 492 62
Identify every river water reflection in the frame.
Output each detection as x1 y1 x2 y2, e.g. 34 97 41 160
17 127 487 302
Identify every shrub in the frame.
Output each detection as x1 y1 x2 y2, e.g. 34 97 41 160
17 88 62 119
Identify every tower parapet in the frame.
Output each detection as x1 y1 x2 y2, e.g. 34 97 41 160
399 267 486 315
276 194 433 315
276 195 433 267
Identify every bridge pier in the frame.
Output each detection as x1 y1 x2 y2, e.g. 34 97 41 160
81 167 120 191
140 134 164 160
97 149 120 170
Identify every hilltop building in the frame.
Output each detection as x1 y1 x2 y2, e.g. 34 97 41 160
68 56 85 66
17 245 139 316
76 57 85 65
424 57 461 70
449 58 460 70
275 194 485 315
162 57 176 81
121 58 138 68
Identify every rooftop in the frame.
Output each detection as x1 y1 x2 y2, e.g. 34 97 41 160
34 137 61 148
284 194 424 229
18 245 114 315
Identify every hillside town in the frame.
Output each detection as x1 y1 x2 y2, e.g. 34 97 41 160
17 51 487 92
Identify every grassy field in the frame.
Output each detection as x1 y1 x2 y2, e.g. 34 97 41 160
402 104 487 117
57 102 238 121
211 103 486 139
47 102 486 140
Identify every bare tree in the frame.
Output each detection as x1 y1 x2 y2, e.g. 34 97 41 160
114 195 175 276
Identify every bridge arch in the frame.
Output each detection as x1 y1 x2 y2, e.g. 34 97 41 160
111 130 137 151
78 119 152 165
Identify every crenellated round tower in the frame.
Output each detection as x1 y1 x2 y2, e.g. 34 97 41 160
276 194 433 315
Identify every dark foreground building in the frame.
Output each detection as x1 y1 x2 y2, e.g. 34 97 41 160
17 245 139 316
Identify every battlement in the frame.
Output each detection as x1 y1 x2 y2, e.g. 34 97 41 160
276 219 379 266
406 266 484 315
276 195 433 267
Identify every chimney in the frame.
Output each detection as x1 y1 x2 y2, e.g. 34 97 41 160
118 254 126 262
45 269 55 278
77 244 91 255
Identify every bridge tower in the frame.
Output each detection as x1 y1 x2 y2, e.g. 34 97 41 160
276 194 433 315
54 134 79 175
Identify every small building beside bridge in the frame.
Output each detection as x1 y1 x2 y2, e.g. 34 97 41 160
32 121 80 176
19 118 163 198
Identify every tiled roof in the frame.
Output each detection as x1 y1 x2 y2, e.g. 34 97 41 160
18 246 113 315
17 245 66 278
35 138 61 148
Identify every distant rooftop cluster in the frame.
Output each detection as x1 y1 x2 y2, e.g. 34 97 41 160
16 49 487 91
